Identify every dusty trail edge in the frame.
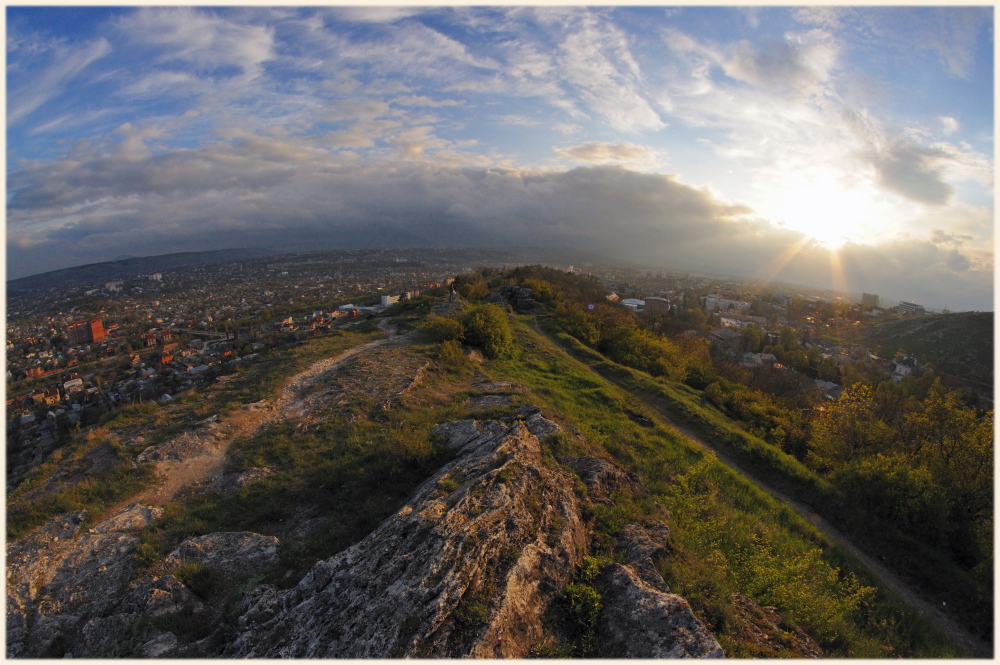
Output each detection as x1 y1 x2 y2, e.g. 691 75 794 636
531 315 990 659
128 325 412 508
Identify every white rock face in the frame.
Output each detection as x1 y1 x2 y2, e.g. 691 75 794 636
598 522 725 658
91 503 163 534
230 421 589 658
164 532 280 580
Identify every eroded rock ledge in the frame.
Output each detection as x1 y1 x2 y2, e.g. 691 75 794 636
8 410 725 659
229 417 588 658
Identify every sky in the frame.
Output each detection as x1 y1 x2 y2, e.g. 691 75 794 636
6 6 995 311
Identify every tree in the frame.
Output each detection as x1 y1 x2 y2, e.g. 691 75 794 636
779 326 798 351
421 316 465 343
742 325 764 354
808 383 896 470
817 357 839 382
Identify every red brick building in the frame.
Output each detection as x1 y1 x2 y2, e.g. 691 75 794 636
66 318 106 345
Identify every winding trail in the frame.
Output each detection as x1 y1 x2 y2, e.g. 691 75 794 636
132 330 410 508
530 315 991 658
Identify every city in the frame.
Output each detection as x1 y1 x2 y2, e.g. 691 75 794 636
7 247 979 491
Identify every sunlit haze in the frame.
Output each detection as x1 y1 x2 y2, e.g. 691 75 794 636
6 6 994 310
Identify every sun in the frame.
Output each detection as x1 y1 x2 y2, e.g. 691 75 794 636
766 176 873 249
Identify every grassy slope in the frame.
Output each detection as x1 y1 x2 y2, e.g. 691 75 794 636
840 312 993 386
537 314 990 645
485 315 960 657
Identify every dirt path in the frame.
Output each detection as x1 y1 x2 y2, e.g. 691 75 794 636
132 333 405 507
531 316 991 658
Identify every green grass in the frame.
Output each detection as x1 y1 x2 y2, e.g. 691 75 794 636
534 315 990 646
7 457 157 539
12 300 972 657
481 315 964 657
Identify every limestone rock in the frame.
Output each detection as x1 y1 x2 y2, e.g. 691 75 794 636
560 455 647 504
208 467 275 494
727 593 824 658
616 522 672 593
525 412 560 438
432 419 482 450
599 563 724 658
140 631 179 658
229 420 588 658
91 503 163 534
164 532 279 581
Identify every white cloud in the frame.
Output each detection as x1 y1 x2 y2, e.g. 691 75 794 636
549 10 665 133
114 8 274 80
723 30 838 96
552 123 582 135
8 37 112 125
553 141 661 167
496 115 541 126
326 7 427 24
940 116 959 135
793 7 845 30
393 95 462 108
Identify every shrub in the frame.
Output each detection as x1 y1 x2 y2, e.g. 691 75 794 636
437 340 471 372
421 316 465 343
173 561 216 598
461 304 513 359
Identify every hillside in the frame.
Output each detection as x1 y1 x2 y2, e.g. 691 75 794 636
7 248 278 293
839 312 993 393
5 287 981 658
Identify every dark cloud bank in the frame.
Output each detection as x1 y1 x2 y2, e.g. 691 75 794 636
7 145 992 311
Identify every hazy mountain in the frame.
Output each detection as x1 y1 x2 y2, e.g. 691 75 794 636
7 248 278 294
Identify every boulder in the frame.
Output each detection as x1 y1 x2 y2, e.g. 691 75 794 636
599 563 724 658
164 532 280 582
91 503 163 534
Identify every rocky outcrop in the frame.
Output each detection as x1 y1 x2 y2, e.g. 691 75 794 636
484 285 545 312
229 420 588 658
561 455 648 505
7 510 138 657
598 522 724 658
6 499 281 659
163 532 280 582
727 593 824 658
8 407 725 660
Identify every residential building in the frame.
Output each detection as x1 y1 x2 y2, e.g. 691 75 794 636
861 292 880 308
643 297 671 316
898 301 926 315
708 328 744 355
621 298 645 312
66 318 105 345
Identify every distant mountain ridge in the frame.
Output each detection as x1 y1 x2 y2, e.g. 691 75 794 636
7 248 278 293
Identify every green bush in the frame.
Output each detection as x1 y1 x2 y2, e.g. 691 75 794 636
461 304 513 359
437 340 472 373
421 316 465 343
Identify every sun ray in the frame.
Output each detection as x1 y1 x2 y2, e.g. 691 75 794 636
828 247 849 297
751 234 813 288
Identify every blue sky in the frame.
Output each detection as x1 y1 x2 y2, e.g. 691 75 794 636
6 6 994 310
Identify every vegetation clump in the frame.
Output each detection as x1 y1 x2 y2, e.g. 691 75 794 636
460 304 513 359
